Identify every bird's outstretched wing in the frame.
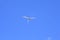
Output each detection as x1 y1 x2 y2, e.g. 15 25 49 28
30 17 36 19
22 16 29 19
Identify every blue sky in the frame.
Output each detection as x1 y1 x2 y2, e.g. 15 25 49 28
0 0 60 40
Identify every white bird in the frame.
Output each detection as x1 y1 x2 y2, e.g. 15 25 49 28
22 16 36 23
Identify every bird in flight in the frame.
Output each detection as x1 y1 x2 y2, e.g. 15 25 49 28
22 16 36 23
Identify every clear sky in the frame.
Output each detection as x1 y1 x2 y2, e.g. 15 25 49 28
0 0 60 40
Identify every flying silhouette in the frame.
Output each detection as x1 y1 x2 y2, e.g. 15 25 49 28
22 16 36 23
